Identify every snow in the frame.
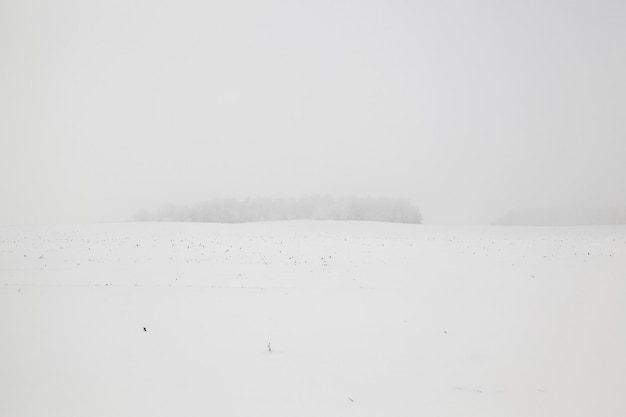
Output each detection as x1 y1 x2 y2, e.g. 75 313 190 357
1 221 625 416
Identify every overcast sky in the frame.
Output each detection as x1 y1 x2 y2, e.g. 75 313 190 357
1 0 624 225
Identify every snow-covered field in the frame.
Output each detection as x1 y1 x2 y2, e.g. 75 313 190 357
1 221 625 416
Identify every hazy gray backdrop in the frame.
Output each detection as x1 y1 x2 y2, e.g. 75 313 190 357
1 0 625 225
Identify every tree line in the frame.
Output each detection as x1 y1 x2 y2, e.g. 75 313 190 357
132 196 422 224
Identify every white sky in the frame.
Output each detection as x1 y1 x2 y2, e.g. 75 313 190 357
1 0 625 225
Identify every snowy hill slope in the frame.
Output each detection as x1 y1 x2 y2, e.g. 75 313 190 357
1 221 625 416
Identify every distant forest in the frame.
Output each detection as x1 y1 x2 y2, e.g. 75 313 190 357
133 196 422 224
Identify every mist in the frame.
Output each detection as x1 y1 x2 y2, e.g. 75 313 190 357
1 0 625 225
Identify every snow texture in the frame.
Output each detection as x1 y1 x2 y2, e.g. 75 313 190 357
1 221 625 416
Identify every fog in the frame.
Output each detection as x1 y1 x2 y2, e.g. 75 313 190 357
1 0 625 225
